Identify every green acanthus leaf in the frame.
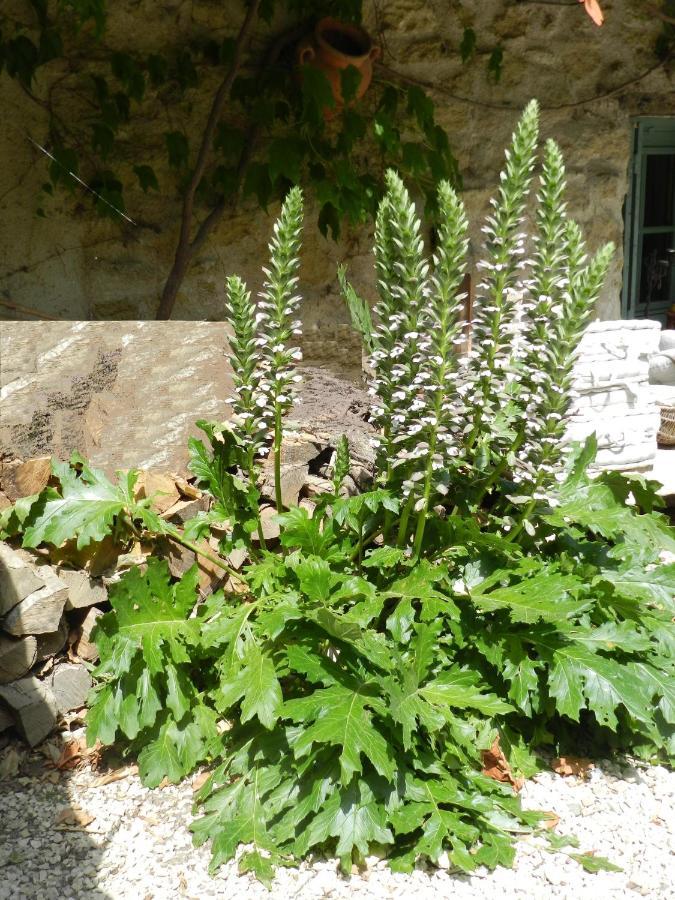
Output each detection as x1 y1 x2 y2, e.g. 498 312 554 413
285 683 396 785
22 459 132 549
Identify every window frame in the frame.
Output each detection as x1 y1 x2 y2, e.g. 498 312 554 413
622 116 675 321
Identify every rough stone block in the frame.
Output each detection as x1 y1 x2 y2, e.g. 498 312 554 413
0 676 58 746
57 567 108 611
0 457 51 502
0 704 14 733
0 635 37 684
2 565 68 635
49 663 92 714
73 607 102 663
35 617 69 661
0 542 45 616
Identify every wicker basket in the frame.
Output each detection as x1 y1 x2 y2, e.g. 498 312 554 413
658 405 675 446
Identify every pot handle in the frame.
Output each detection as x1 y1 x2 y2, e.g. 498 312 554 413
299 44 316 64
369 44 382 61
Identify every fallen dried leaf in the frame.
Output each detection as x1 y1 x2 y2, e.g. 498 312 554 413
55 738 86 770
91 764 138 787
541 811 560 830
158 776 171 789
551 756 594 778
56 806 95 828
0 747 22 781
481 737 524 791
191 771 210 793
580 0 604 27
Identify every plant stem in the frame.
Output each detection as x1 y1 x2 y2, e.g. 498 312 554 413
167 531 248 586
247 450 266 551
505 497 537 544
397 496 413 547
273 406 283 514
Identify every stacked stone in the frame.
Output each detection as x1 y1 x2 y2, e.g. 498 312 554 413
566 319 662 472
0 542 103 746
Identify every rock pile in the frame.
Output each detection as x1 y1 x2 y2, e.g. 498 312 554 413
0 538 100 746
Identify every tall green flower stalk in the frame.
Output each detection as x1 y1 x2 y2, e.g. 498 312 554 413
256 186 304 513
358 101 613 545
410 182 468 555
464 99 540 463
369 171 429 482
224 274 270 546
222 188 304 520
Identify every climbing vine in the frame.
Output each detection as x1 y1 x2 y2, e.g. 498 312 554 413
1 0 460 318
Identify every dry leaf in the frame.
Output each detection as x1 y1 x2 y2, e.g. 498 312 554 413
192 771 210 793
158 776 171 789
551 756 594 778
580 0 604 26
174 477 201 500
541 811 560 830
481 737 524 791
91 764 138 786
56 806 95 828
55 738 86 770
0 747 22 780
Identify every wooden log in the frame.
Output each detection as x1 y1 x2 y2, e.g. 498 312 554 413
0 635 37 684
49 663 92 715
3 566 68 636
0 676 58 746
0 542 45 616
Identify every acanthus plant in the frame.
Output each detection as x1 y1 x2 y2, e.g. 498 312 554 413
1 101 674 887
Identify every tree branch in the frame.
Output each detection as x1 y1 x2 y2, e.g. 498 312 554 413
155 15 308 320
155 0 262 320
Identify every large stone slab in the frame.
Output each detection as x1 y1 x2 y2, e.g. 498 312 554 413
0 321 234 474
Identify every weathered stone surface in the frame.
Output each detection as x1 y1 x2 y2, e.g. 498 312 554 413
0 322 233 474
0 635 37 684
0 457 51 502
303 475 334 498
2 566 68 636
73 607 102 663
165 495 210 524
0 704 13 733
162 538 224 592
0 676 58 746
57 567 108 611
253 505 281 542
35 617 69 661
135 470 181 514
49 663 92 714
0 543 45 616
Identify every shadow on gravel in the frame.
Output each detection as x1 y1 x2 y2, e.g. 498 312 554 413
0 730 112 900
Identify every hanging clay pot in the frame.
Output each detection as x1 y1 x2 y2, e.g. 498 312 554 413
296 17 381 118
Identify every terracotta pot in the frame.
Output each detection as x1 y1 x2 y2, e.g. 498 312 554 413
296 17 381 117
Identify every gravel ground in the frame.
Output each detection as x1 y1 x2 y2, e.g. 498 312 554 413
0 737 673 900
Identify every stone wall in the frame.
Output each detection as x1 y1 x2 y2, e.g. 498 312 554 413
0 1 672 336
